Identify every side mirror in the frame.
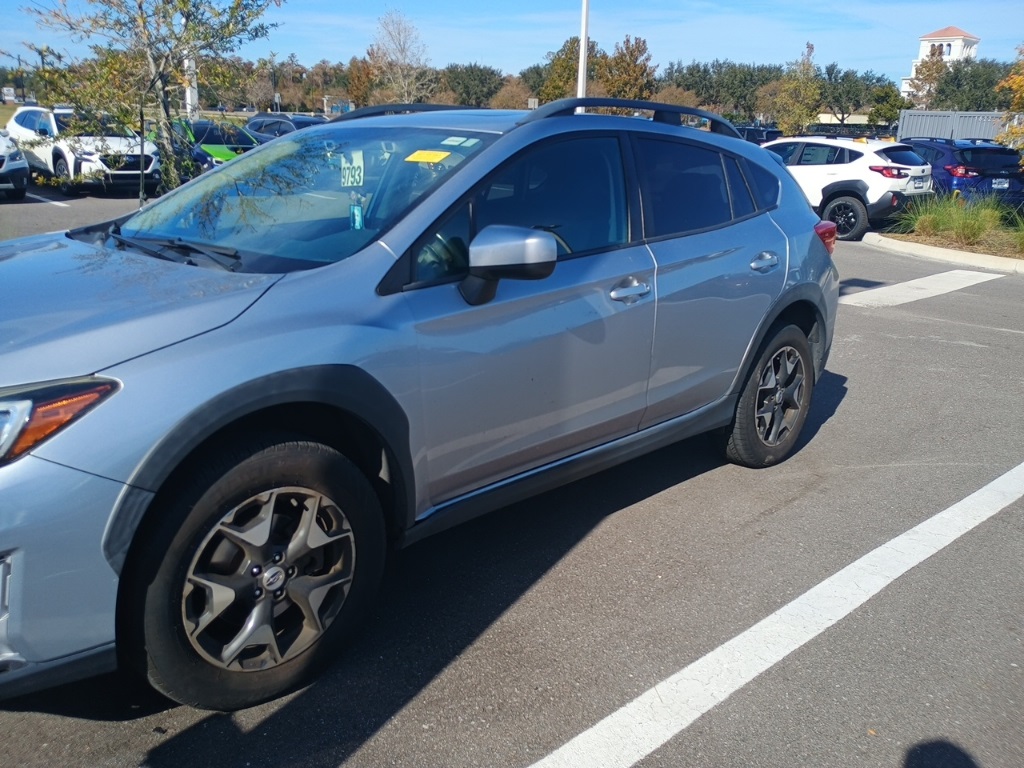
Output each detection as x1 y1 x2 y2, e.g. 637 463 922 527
459 225 557 306
36 126 51 137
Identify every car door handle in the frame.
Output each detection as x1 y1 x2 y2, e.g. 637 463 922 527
750 251 779 273
609 277 651 304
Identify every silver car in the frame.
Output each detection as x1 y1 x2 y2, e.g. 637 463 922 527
0 98 839 710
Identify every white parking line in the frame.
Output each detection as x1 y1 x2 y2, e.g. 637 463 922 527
839 269 1002 307
529 460 1024 768
26 193 70 208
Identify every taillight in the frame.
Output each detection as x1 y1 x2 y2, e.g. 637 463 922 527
814 220 837 255
869 165 910 179
944 164 980 178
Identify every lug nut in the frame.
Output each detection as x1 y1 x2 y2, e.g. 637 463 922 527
272 552 284 564
254 587 264 599
273 588 284 599
251 565 262 577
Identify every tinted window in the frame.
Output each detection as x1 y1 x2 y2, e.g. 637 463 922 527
634 138 733 236
764 142 799 164
412 136 628 282
15 110 39 131
193 123 258 147
723 156 755 219
877 147 927 166
745 160 781 210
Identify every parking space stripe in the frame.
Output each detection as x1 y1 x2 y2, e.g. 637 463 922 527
528 460 1024 768
25 193 70 208
839 269 1002 307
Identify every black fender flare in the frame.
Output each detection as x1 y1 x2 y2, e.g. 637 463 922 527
731 282 831 398
819 180 869 210
102 364 414 573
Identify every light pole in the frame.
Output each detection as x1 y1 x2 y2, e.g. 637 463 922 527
576 0 589 100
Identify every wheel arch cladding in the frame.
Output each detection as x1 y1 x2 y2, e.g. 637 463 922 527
820 179 869 208
102 365 414 576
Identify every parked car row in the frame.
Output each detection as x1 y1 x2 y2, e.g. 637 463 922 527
5 105 161 195
903 137 1024 210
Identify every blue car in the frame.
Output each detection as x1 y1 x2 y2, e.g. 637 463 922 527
905 137 1024 209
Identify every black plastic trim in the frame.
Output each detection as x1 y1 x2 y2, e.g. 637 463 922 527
102 365 414 569
329 104 474 122
403 396 736 546
0 644 117 701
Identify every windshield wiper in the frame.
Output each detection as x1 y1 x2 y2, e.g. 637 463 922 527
110 232 242 271
159 238 243 271
109 232 186 264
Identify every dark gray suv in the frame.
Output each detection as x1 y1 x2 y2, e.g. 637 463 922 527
0 98 839 710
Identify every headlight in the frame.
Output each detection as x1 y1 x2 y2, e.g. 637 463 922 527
0 378 119 465
8 148 23 162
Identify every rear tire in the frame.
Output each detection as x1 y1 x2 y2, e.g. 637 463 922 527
822 195 868 241
123 438 386 711
720 324 814 468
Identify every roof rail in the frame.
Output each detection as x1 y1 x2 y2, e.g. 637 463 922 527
516 98 742 138
902 137 955 144
329 103 474 122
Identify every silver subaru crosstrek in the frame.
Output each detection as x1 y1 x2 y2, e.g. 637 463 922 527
0 98 839 710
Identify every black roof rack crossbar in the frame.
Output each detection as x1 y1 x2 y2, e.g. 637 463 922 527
329 103 475 122
516 98 742 138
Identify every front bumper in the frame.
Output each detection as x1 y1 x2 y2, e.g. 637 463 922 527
0 164 29 191
74 157 161 190
0 455 128 699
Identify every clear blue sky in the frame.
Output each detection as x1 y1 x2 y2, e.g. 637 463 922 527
3 0 1022 85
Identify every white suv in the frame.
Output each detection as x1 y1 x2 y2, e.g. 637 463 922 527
5 105 160 195
762 136 932 240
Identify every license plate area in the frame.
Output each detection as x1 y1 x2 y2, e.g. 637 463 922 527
992 178 1010 190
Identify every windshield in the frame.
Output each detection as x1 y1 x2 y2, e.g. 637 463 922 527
55 112 136 138
121 124 496 273
192 122 257 147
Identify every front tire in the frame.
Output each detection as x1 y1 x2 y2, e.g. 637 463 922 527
53 155 77 197
822 195 868 241
721 324 814 468
124 438 386 710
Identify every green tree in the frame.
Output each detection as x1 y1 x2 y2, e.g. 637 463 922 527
25 0 281 193
518 63 548 96
866 83 913 126
774 43 822 135
441 63 504 106
597 35 656 101
538 37 606 103
821 63 867 124
933 58 1013 111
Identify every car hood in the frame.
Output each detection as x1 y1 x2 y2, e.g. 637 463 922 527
0 233 279 387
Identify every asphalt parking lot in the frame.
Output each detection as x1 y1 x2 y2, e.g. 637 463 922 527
0 193 1022 768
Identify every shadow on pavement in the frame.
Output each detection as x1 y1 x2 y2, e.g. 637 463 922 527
3 372 847 767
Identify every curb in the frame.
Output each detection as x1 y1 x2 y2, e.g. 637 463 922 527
862 232 1024 275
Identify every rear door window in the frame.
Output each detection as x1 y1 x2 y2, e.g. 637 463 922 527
634 138 736 236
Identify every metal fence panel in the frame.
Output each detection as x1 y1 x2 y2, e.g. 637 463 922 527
897 110 1005 141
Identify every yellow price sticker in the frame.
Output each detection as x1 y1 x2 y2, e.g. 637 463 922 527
405 150 451 164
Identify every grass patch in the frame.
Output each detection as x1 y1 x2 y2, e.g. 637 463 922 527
888 194 1024 259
